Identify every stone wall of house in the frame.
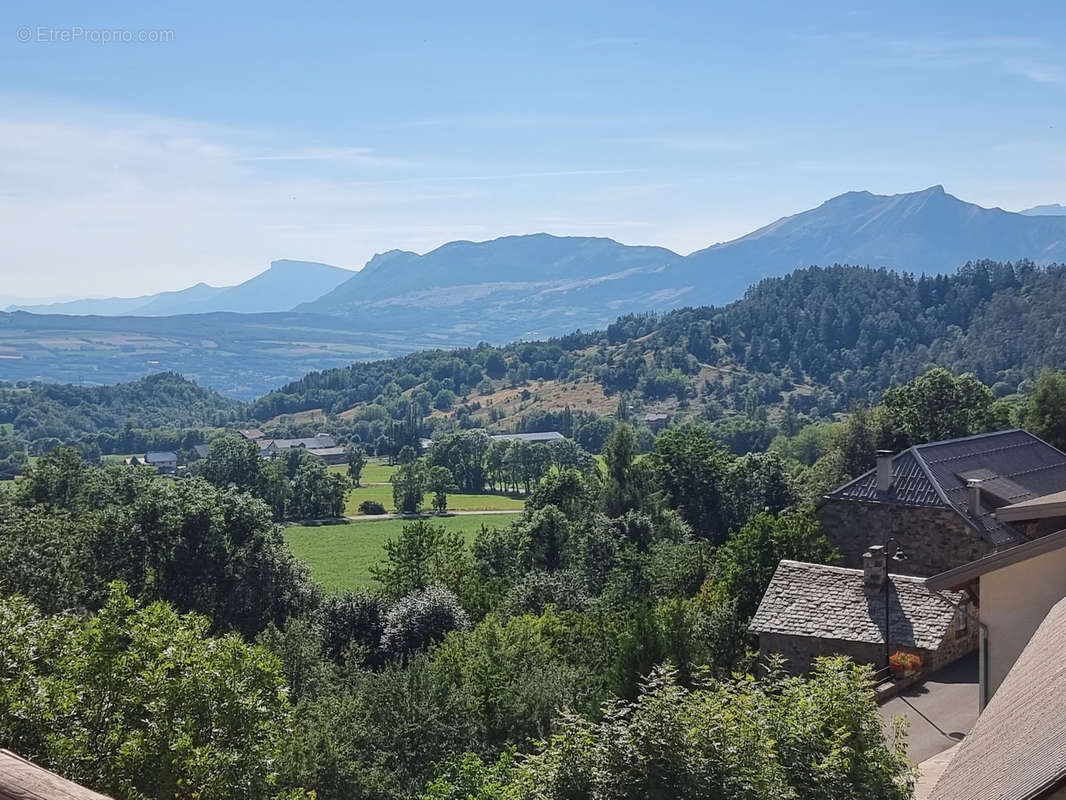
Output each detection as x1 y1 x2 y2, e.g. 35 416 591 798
758 628 976 676
817 500 990 577
757 633 897 674
925 619 979 673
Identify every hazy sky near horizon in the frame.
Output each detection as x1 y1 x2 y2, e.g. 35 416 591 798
2 0 1065 297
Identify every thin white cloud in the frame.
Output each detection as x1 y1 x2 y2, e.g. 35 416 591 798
1001 58 1065 85
0 98 664 295
793 31 1064 85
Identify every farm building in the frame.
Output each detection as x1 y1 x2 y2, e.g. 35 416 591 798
260 434 345 464
261 434 338 453
144 451 178 475
490 431 566 443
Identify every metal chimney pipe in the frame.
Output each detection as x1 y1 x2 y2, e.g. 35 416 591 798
876 450 894 493
968 479 982 516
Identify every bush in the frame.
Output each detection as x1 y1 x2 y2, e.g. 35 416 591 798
381 585 470 659
359 499 387 515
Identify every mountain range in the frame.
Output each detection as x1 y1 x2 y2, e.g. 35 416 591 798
8 260 353 316
5 185 1066 397
1021 203 1066 216
13 186 1066 327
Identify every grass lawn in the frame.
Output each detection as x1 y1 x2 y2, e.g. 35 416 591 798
361 459 397 483
284 515 507 592
344 483 525 515
100 452 140 464
328 457 396 484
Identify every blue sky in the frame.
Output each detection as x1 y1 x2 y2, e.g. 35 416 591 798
2 0 1065 297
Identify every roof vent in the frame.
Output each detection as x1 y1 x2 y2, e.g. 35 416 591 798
876 450 894 493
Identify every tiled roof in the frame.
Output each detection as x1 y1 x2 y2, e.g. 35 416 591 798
490 432 566 442
307 446 347 457
263 435 338 450
144 451 177 463
749 560 962 651
826 430 1066 547
932 596 1066 800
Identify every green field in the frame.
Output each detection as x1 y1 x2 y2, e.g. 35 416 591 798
284 515 507 592
101 452 140 464
344 483 525 515
328 457 396 484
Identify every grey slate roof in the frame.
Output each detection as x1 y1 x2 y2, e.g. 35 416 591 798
490 432 566 442
192 444 210 459
932 596 1066 800
263 435 338 450
825 430 1066 547
750 560 961 651
144 451 177 463
307 446 347 457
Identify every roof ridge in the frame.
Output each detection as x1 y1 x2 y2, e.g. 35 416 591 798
920 438 1037 466
777 559 928 583
907 445 954 505
913 428 1026 450
823 448 948 505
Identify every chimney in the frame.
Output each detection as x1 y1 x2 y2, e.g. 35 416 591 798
863 545 887 595
876 450 894 493
967 479 983 516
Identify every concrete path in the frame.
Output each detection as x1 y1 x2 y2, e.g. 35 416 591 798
343 509 523 522
879 653 979 764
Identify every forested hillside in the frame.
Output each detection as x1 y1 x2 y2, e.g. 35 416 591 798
0 373 242 470
253 259 1066 426
5 260 1065 473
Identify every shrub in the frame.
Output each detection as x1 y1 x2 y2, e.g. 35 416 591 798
380 585 470 659
359 499 387 515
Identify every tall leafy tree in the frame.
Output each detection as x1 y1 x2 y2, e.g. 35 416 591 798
392 460 427 514
712 510 839 619
1023 368 1066 451
201 434 263 492
345 444 366 486
0 584 309 800
651 424 731 542
882 367 995 445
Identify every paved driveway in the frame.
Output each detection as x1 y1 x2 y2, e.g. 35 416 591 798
879 653 979 764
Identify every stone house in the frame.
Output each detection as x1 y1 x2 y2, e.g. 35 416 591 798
640 412 670 432
818 429 1066 578
750 555 976 674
